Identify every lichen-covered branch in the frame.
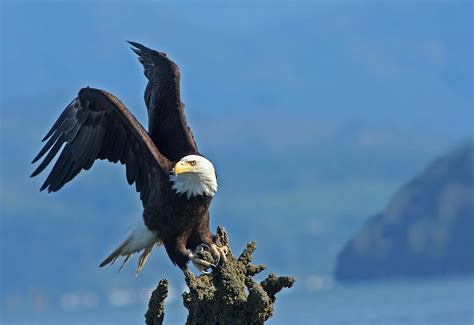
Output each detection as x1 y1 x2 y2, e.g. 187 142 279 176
145 279 168 325
145 227 295 324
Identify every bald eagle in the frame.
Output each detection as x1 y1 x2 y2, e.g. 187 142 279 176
31 42 227 274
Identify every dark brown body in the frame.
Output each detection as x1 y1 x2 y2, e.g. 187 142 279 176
145 168 214 269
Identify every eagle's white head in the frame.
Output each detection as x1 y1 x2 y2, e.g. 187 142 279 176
169 155 218 199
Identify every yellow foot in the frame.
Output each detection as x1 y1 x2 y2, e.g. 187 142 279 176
189 251 216 274
210 244 228 266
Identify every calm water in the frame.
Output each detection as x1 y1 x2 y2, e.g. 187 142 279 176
3 275 473 324
274 276 474 325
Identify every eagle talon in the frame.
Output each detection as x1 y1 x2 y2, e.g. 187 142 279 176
189 252 216 273
191 243 228 272
195 243 211 254
210 244 228 266
195 243 221 266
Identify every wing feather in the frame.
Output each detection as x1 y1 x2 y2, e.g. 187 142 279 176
128 41 199 161
31 87 168 204
31 133 68 177
49 152 73 191
98 122 113 159
32 128 62 163
42 99 76 141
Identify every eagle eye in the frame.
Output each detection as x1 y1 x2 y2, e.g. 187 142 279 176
190 160 197 166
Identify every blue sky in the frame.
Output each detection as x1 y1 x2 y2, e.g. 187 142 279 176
1 1 472 141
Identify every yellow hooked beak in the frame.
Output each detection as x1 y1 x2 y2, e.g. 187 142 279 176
174 161 195 175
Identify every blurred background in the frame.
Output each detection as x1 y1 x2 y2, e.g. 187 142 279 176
1 1 472 324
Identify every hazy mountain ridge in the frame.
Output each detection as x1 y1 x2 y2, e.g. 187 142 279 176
335 142 474 281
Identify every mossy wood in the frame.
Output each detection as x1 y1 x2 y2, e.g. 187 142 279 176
145 227 295 324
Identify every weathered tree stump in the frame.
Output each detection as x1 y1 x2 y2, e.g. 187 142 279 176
145 227 295 324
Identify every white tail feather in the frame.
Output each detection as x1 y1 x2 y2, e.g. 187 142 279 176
100 219 160 274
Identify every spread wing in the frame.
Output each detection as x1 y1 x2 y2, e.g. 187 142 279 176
128 41 198 162
31 87 168 204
